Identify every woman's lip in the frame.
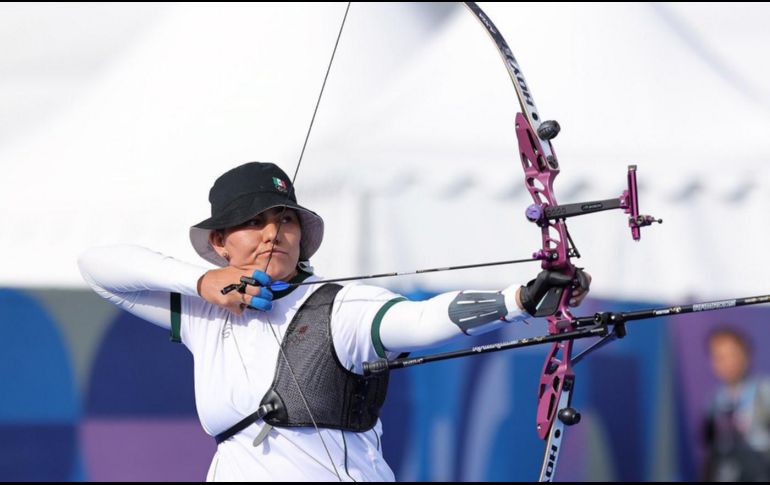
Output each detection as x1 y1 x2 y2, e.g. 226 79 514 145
259 250 287 256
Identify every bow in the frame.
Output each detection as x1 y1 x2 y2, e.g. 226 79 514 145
462 2 663 480
359 4 770 481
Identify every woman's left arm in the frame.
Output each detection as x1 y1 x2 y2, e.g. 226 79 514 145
378 285 525 355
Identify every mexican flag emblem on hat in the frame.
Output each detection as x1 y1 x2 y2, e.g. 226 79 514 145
272 177 288 193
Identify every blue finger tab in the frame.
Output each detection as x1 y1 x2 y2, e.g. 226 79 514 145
251 270 271 286
258 287 274 300
270 281 289 292
247 297 273 312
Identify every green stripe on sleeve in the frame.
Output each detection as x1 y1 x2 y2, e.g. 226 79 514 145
371 297 407 358
170 292 182 343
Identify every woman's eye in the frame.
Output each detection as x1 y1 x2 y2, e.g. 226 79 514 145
242 213 295 227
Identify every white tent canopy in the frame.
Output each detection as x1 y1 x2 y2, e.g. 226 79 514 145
2 3 769 301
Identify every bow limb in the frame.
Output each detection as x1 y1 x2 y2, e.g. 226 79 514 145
463 3 579 481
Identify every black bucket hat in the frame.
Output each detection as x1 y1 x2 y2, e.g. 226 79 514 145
189 162 324 267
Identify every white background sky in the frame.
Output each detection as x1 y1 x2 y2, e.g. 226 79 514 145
1 2 769 301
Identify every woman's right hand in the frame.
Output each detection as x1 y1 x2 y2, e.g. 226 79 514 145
197 267 274 315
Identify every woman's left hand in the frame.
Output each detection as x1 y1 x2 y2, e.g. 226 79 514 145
569 270 592 307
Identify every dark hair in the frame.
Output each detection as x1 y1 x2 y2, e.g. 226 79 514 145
707 326 752 356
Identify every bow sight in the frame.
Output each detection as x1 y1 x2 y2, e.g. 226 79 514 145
524 165 662 243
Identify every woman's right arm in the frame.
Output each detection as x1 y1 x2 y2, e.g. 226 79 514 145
77 245 208 330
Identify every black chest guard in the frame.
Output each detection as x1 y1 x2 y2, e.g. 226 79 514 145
215 283 389 444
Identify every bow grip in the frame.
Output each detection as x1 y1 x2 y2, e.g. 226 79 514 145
531 269 589 317
531 271 573 317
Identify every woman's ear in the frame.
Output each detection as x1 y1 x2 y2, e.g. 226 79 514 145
209 230 229 261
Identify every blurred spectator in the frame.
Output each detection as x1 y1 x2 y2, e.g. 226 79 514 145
703 327 770 481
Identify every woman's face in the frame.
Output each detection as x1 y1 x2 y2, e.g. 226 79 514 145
210 207 302 282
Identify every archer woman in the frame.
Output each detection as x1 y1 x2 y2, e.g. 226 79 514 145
78 161 590 481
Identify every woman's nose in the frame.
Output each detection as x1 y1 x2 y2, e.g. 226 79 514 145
262 218 281 242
